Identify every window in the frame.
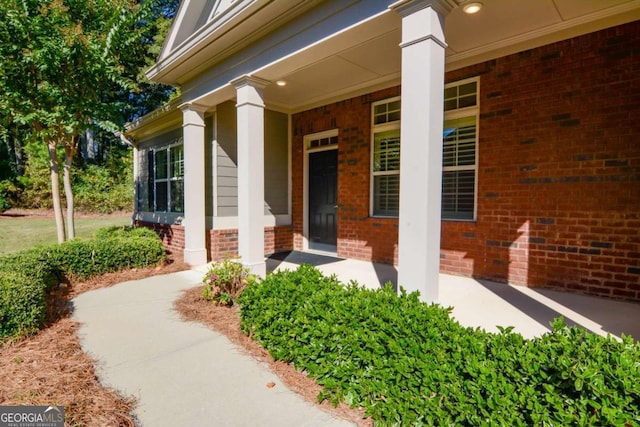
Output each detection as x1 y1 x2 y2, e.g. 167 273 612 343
371 98 401 216
153 140 184 213
442 78 478 220
369 80 478 220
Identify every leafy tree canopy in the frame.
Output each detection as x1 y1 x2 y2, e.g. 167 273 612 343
0 0 178 241
0 0 171 142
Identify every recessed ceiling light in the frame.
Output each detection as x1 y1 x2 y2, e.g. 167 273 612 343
276 80 287 87
462 1 483 14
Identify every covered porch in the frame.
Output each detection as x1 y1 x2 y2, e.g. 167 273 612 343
266 251 640 341
140 0 640 304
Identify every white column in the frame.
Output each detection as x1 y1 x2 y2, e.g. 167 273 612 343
181 104 208 266
231 75 270 277
392 0 452 303
131 145 139 225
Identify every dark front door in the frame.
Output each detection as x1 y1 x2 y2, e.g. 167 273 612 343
309 149 337 252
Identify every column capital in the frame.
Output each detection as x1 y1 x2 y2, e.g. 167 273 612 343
392 0 449 49
389 0 455 17
180 103 206 127
230 74 271 90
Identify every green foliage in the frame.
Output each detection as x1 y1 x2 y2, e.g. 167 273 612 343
0 227 165 340
0 180 11 212
16 142 54 208
0 0 157 139
73 150 134 213
202 259 256 306
0 0 174 229
0 249 62 339
93 225 158 240
240 266 640 426
48 237 165 282
14 144 134 213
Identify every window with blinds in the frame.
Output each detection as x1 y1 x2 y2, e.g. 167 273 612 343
442 78 479 220
371 98 401 216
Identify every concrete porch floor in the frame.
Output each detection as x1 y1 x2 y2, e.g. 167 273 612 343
266 251 640 341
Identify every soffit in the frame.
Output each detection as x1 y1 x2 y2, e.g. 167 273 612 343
149 0 640 117
445 0 640 69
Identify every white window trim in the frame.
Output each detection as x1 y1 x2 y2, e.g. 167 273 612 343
154 138 184 213
370 96 401 218
443 76 480 221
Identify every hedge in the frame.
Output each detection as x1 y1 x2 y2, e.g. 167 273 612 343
0 227 166 340
239 265 640 426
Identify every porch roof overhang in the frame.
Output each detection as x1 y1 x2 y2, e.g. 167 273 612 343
125 97 183 143
134 0 640 134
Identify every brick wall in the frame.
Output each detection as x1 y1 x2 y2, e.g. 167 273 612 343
291 22 640 301
292 87 401 264
442 21 640 300
137 221 293 262
136 221 185 255
208 226 293 261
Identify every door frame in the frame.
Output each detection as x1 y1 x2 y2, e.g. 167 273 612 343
303 129 338 252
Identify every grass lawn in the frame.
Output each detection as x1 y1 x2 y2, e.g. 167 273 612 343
0 214 131 255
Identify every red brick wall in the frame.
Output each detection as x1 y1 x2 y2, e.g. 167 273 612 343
292 87 401 264
137 221 293 262
291 22 640 301
442 21 640 300
136 221 185 255
208 226 293 261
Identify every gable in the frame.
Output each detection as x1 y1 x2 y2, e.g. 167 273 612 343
160 0 245 62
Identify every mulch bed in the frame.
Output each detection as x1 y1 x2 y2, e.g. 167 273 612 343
175 287 374 427
0 254 190 426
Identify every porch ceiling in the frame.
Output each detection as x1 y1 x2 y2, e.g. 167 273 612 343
245 0 640 113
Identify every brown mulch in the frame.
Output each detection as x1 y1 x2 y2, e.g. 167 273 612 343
175 287 374 427
0 254 190 427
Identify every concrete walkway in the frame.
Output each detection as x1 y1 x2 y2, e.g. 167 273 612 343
73 270 354 427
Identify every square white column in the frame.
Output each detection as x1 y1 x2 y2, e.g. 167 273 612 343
392 0 452 302
181 105 208 266
231 75 270 277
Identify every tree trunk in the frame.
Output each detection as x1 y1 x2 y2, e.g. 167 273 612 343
64 144 75 240
48 141 66 243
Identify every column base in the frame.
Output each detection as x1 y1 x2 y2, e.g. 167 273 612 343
242 260 266 278
183 248 208 267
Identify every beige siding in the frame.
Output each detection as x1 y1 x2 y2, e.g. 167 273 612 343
215 101 238 217
264 109 288 215
205 114 215 218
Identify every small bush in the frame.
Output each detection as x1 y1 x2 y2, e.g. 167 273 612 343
0 249 61 339
0 229 166 340
0 180 12 212
93 225 158 240
202 259 255 306
240 266 640 426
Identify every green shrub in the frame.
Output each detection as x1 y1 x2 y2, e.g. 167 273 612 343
240 266 640 426
93 225 158 240
0 230 166 340
202 259 255 306
50 235 166 281
0 271 48 338
0 249 61 339
0 180 11 212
